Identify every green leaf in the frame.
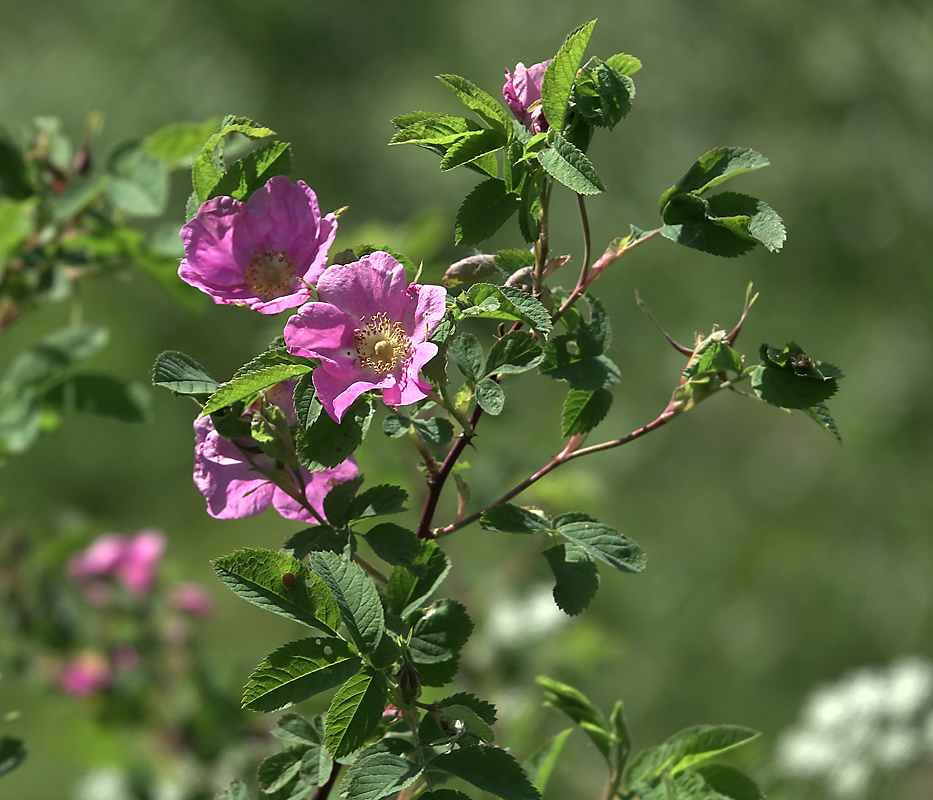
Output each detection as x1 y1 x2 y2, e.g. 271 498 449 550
271 713 325 746
605 53 642 75
438 74 510 135
526 729 572 795
485 330 545 376
572 61 635 130
390 115 483 156
258 748 305 793
542 20 597 131
660 147 771 212
143 118 224 169
363 523 422 568
408 600 474 686
480 503 551 534
243 638 362 712
213 548 341 635
307 551 385 654
438 692 498 725
386 541 451 618
0 736 27 777
556 520 646 573
3 325 109 389
348 485 409 521
458 283 552 339
441 130 505 175
0 132 34 199
537 676 608 732
297 395 375 472
151 351 219 396
322 475 365 529
325 666 388 758
211 140 293 201
804 402 842 443
539 335 620 390
538 132 606 195
44 375 153 423
339 750 421 800
202 351 312 415
431 745 541 800
543 544 599 615
519 170 542 243
695 764 766 800
448 333 486 383
474 378 505 415
413 417 454 446
217 780 252 800
299 742 333 789
625 725 760 787
284 525 353 561
107 142 169 217
455 178 519 247
192 116 276 203
752 344 839 410
561 388 612 436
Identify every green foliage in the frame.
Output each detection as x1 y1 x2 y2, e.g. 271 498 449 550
561 387 612 436
659 147 770 211
242 638 363 712
407 599 474 686
0 736 26 778
106 142 169 217
213 548 341 635
142 118 224 169
307 551 385 654
362 523 422 568
485 330 544 376
324 666 388 758
448 333 485 383
211 140 293 201
44 375 152 423
347 485 409 521
525 728 572 795
296 392 375 472
386 541 451 618
752 343 842 440
454 179 519 246
151 350 219 396
202 350 313 415
542 544 599 615
437 74 510 136
339 749 421 800
430 745 541 800
538 132 606 195
541 20 597 132
454 283 552 338
571 59 635 130
258 748 305 793
191 115 278 204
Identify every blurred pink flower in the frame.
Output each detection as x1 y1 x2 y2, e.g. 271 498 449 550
111 644 140 673
170 582 214 619
283 252 447 422
59 652 112 696
179 176 338 314
503 60 551 133
68 530 165 598
193 383 358 521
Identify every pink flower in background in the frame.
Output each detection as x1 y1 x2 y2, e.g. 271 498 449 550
179 176 338 314
193 383 358 521
284 252 447 422
170 582 214 619
59 652 112 697
68 530 165 599
503 60 551 133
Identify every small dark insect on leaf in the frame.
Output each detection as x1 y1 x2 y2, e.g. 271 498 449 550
281 572 297 589
789 353 811 374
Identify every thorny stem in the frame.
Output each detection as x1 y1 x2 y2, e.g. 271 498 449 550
312 761 342 800
552 227 662 327
437 405 682 537
532 178 553 297
416 401 485 539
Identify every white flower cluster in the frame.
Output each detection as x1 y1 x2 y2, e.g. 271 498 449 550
776 656 933 797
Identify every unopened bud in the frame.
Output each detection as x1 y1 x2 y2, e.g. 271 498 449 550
395 662 421 705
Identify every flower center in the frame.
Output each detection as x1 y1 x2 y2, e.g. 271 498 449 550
354 313 411 374
245 249 297 299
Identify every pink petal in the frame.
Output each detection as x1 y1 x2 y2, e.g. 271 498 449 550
116 530 165 595
68 534 126 581
284 302 357 367
316 253 411 324
193 421 274 519
313 365 386 423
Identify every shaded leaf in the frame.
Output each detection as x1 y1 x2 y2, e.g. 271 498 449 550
325 667 388 758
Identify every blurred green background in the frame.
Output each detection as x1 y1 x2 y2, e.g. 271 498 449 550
2 0 933 797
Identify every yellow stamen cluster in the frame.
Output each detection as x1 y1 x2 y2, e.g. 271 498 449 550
354 313 411 374
245 249 297 299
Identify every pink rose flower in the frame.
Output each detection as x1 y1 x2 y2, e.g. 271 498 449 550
283 252 447 422
68 530 165 598
503 60 552 133
59 652 112 696
179 176 338 314
193 383 359 521
170 581 214 619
